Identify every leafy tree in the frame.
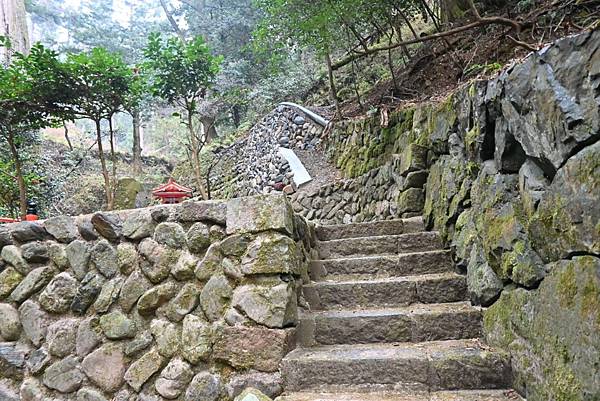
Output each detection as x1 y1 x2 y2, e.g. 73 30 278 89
143 33 222 200
0 42 75 217
64 47 136 209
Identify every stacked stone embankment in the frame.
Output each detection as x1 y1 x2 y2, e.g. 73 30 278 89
209 105 325 199
294 30 599 401
0 195 317 401
291 143 428 224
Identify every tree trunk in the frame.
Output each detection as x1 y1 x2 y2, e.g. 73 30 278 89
95 119 113 210
200 116 218 144
6 129 27 219
108 117 117 210
0 0 30 65
325 52 340 113
132 109 142 174
187 111 208 200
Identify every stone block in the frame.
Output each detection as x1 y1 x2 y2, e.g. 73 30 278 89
226 195 294 236
213 326 295 372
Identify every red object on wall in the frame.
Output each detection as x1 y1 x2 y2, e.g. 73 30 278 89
152 178 193 204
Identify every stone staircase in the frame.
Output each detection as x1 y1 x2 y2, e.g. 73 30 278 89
277 218 523 401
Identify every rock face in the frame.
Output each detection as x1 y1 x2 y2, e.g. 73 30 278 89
0 196 311 401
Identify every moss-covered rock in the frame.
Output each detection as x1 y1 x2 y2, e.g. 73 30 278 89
529 141 600 263
484 256 600 400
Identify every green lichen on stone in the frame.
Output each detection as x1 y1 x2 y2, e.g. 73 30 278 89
557 261 577 309
581 272 600 326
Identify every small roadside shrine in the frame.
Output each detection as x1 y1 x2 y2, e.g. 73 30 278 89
152 178 193 204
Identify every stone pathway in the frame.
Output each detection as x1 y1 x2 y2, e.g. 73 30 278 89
277 218 523 401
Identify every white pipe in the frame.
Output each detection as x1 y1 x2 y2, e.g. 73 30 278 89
279 102 330 127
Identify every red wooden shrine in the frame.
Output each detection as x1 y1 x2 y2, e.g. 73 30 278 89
152 178 193 204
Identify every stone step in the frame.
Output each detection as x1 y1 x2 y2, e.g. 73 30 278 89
281 339 512 393
310 302 482 345
303 273 467 310
315 217 424 241
276 389 524 401
310 250 453 280
317 232 443 259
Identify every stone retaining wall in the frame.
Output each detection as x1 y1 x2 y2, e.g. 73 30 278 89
209 105 325 199
290 146 427 224
300 30 599 400
0 195 316 401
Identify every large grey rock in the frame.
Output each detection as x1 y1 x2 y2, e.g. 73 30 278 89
120 269 152 312
171 251 197 281
21 242 49 263
137 281 177 316
185 371 222 401
71 273 104 315
530 140 600 262
200 274 232 322
154 222 187 248
27 347 51 375
1 245 29 274
46 318 78 357
18 300 49 346
176 200 227 224
90 213 122 241
0 303 21 340
44 216 78 243
65 240 91 280
181 314 213 364
226 371 283 399
9 222 48 243
232 281 297 328
498 30 600 172
467 245 503 307
100 311 136 339
92 276 123 313
125 330 153 356
117 242 139 275
219 234 252 257
213 326 294 372
0 342 27 379
76 216 99 241
195 243 223 281
42 356 84 393
19 377 46 401
186 222 211 254
0 267 23 299
155 358 193 399
82 344 126 392
241 233 299 275
226 195 294 236
122 209 156 240
91 240 118 278
139 238 179 283
166 283 200 322
10 266 54 303
38 272 78 313
76 317 102 357
150 319 181 358
124 348 164 392
48 243 69 270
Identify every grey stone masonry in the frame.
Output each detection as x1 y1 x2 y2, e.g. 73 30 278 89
0 194 315 401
